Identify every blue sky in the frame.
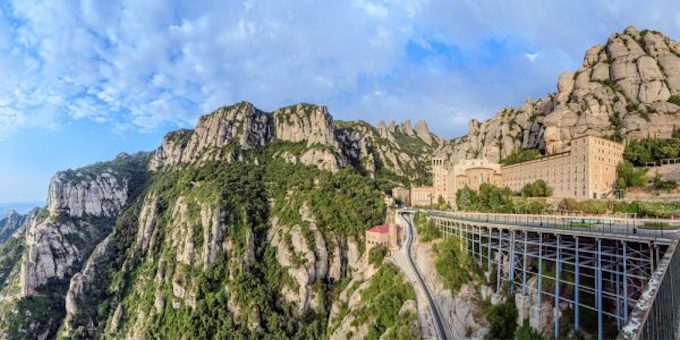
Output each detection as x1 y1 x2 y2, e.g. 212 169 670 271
1 0 679 204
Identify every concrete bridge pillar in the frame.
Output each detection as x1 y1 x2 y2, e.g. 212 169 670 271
530 304 551 334
515 293 531 326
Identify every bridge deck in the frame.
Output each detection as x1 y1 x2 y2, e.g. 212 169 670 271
426 210 676 245
405 209 676 339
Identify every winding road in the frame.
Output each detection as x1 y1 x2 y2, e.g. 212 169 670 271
399 212 449 340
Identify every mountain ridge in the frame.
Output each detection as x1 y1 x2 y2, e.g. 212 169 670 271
437 26 680 164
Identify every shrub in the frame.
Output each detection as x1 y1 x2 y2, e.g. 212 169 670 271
500 149 543 165
433 196 451 211
669 95 680 106
413 212 441 242
476 183 515 213
641 221 673 230
514 198 550 214
652 174 678 190
521 180 553 197
434 237 481 294
456 186 478 211
485 300 518 340
368 245 389 266
557 199 607 214
616 161 648 188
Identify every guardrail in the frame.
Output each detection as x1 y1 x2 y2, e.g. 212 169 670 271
619 232 680 339
424 210 680 243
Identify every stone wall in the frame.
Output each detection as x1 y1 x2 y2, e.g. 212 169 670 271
644 163 680 182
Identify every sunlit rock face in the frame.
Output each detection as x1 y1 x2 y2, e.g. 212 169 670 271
437 26 680 166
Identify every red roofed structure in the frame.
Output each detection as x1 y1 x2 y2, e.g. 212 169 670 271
368 225 390 234
366 224 401 250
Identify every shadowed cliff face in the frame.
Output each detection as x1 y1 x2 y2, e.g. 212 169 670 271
437 26 680 165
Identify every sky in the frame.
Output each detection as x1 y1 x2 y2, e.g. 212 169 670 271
0 0 679 204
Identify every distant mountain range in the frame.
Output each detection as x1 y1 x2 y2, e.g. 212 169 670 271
0 202 42 217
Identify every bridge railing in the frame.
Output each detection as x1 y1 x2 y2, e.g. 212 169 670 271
424 210 680 242
618 232 680 339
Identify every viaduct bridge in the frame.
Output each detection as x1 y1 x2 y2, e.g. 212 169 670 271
402 209 680 339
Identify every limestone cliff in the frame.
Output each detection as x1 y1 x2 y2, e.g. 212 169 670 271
438 27 680 164
0 211 26 244
20 154 148 297
0 153 150 339
150 102 439 185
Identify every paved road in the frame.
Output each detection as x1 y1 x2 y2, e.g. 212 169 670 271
399 212 449 340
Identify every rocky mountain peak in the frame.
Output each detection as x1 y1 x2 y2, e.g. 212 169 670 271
437 27 680 165
0 210 26 244
273 103 337 147
47 171 129 218
414 119 434 145
400 119 415 135
149 102 441 182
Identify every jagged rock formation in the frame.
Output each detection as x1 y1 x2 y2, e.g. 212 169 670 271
47 172 128 218
20 157 142 296
0 211 26 244
150 102 439 184
438 26 680 164
327 262 419 339
0 154 149 339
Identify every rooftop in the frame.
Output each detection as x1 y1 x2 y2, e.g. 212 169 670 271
367 225 390 234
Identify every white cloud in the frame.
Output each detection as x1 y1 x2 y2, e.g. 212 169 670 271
525 52 540 62
0 0 677 139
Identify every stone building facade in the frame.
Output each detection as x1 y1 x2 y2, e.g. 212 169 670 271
429 135 624 204
502 135 623 199
365 225 400 251
391 186 411 206
410 186 434 207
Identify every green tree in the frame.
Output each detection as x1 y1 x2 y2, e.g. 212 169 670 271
500 149 543 165
368 245 389 266
477 183 514 213
616 161 648 188
434 237 480 293
652 174 679 190
485 300 518 340
520 180 553 197
455 186 478 211
434 196 451 211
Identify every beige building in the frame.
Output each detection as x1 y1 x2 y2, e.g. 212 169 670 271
432 157 503 204
410 186 434 207
502 135 623 199
365 225 400 250
428 135 624 205
392 186 411 206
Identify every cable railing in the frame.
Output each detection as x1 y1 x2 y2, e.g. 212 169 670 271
618 232 680 339
424 210 680 242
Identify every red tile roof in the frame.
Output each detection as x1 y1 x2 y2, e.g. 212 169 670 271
368 225 390 234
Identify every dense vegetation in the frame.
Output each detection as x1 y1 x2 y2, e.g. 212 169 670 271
434 237 481 294
520 180 553 197
624 129 680 166
558 198 680 218
413 212 441 242
351 264 417 339
500 149 543 166
484 300 518 340
0 153 153 340
456 184 515 213
368 245 389 266
60 142 388 339
616 160 649 188
0 237 23 286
